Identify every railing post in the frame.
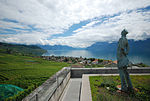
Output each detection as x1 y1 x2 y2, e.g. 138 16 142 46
36 93 38 101
56 75 59 87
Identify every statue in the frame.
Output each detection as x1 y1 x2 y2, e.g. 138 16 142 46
117 29 133 92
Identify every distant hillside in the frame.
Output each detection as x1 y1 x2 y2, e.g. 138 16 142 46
129 39 150 54
86 42 117 53
86 38 150 55
39 45 84 50
0 42 47 56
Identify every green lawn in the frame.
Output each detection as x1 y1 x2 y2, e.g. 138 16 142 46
90 75 150 101
0 53 69 100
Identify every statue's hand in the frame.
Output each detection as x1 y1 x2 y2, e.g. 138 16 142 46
126 51 128 55
123 50 128 56
125 48 128 54
123 51 127 56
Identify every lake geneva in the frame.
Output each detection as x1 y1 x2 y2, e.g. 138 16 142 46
43 50 150 65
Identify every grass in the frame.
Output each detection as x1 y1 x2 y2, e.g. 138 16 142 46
90 75 150 101
0 53 69 100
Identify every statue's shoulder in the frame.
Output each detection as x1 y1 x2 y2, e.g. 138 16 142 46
121 37 128 41
124 37 128 41
119 38 123 42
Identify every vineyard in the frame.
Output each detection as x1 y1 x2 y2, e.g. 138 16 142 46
0 53 69 100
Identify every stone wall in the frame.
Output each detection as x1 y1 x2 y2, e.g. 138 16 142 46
48 72 70 101
71 67 150 78
22 67 71 101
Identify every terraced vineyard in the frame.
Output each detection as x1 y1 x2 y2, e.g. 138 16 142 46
0 53 69 101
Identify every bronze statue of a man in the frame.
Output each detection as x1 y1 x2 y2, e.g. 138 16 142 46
117 29 133 92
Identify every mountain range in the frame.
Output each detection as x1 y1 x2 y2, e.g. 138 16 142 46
1 38 150 56
39 38 150 55
38 45 84 50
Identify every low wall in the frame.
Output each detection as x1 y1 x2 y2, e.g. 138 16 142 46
49 72 70 101
71 67 150 78
22 67 71 101
22 67 150 101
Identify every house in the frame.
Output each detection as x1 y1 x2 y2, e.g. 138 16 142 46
113 60 117 64
87 60 91 64
100 60 112 65
79 60 86 64
68 61 73 64
92 59 99 64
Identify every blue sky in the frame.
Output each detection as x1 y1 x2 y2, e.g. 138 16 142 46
0 0 150 48
50 19 90 39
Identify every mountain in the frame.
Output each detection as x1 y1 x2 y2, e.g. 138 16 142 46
39 45 85 50
86 38 150 55
38 38 150 55
86 42 117 53
129 39 150 54
0 42 47 56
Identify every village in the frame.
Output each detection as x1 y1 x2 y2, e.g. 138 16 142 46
41 55 118 68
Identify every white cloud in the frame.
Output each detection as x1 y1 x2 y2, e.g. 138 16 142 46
0 32 50 45
0 0 150 47
49 10 150 48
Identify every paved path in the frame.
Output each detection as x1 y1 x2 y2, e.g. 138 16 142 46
59 78 82 101
80 74 92 101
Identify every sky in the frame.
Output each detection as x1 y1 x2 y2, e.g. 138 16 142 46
0 0 150 48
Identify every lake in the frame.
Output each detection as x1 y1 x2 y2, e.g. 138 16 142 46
43 50 150 65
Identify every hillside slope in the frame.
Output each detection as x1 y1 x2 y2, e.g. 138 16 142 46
0 53 69 100
0 42 47 56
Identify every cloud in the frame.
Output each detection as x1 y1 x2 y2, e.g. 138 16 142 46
49 10 150 48
0 32 50 45
0 0 150 47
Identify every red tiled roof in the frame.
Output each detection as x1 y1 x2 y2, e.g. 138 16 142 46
113 60 117 64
